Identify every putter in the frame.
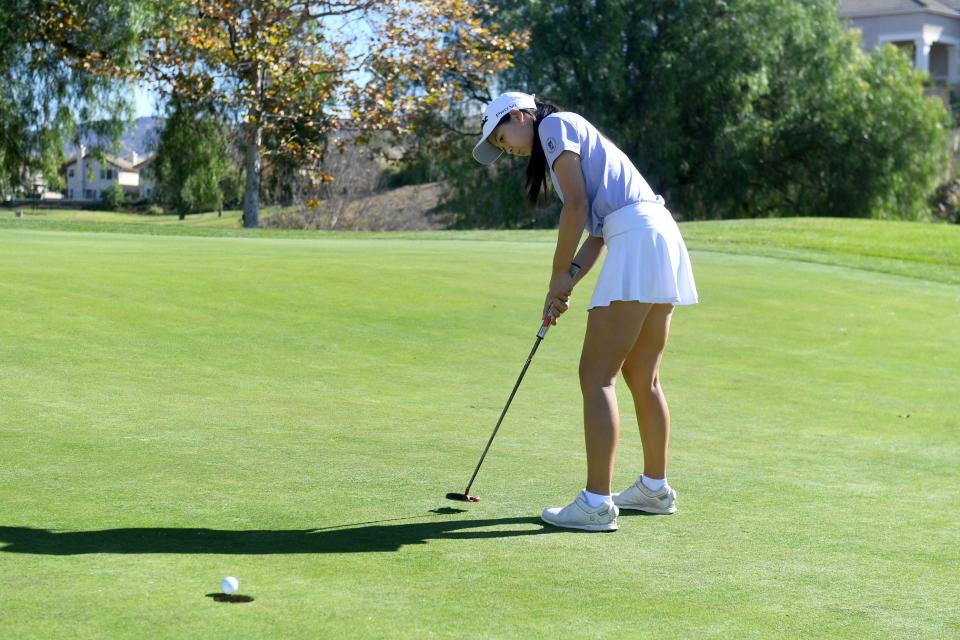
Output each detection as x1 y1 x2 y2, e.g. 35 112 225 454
447 263 581 503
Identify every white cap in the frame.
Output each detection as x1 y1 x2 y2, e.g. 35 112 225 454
472 92 537 165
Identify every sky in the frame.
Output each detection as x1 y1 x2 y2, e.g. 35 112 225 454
133 84 162 118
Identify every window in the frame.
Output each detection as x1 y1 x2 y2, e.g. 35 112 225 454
68 169 74 178
84 189 95 199
101 167 114 180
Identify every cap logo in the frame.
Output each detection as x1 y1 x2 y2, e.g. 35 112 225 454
546 138 557 153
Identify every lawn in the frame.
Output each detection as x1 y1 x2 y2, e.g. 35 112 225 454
0 218 957 638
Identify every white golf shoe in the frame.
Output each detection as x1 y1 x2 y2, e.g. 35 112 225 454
540 492 619 532
612 479 677 514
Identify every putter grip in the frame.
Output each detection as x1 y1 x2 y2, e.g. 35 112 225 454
538 263 583 339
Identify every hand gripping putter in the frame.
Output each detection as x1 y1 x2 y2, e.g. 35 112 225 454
446 263 581 503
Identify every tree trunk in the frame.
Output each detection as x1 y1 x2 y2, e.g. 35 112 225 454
242 121 262 228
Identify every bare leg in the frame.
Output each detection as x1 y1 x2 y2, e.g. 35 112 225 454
621 304 674 480
579 301 652 495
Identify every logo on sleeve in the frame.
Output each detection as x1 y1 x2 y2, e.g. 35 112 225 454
546 137 557 153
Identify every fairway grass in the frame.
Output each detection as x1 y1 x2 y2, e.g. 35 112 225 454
1 221 958 638
3 208 960 285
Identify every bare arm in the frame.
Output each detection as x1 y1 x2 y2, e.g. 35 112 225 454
571 235 605 287
550 151 589 277
543 151 591 323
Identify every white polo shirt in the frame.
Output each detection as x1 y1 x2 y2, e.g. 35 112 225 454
540 112 659 236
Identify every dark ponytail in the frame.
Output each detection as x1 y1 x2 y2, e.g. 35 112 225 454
494 99 562 208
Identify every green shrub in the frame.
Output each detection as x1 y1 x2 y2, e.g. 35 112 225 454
100 184 124 211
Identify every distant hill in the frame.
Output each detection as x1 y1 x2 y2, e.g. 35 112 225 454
64 117 166 161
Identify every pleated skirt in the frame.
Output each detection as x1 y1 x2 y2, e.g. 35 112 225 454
588 199 699 310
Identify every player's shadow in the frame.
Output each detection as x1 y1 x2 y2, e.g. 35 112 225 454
0 513 560 555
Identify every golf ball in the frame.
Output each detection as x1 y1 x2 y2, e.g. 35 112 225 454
221 576 239 595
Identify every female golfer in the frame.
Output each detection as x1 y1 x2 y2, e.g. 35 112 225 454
472 92 698 531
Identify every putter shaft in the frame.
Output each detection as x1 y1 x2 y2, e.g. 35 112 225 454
455 263 581 499
459 327 547 497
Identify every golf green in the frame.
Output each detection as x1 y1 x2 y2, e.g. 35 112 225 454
0 220 957 638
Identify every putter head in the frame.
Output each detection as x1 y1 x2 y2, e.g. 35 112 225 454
446 492 480 503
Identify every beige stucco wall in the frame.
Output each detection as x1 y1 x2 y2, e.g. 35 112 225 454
117 169 138 187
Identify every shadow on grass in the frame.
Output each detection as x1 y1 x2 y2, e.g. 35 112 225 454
206 593 255 603
0 514 557 555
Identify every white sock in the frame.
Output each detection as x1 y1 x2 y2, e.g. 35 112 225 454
641 475 666 492
582 489 612 508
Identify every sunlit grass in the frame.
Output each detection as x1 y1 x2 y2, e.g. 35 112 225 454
0 220 957 638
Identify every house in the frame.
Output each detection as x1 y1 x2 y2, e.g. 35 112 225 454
25 169 63 200
61 148 155 201
133 155 156 200
839 1 960 85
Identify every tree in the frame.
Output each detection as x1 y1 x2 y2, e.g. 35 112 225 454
476 0 949 220
0 0 139 199
140 0 525 227
437 133 558 228
100 183 124 210
151 101 240 218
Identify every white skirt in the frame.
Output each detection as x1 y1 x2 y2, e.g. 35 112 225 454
588 199 699 310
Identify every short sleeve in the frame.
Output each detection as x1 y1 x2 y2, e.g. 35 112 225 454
539 115 581 169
